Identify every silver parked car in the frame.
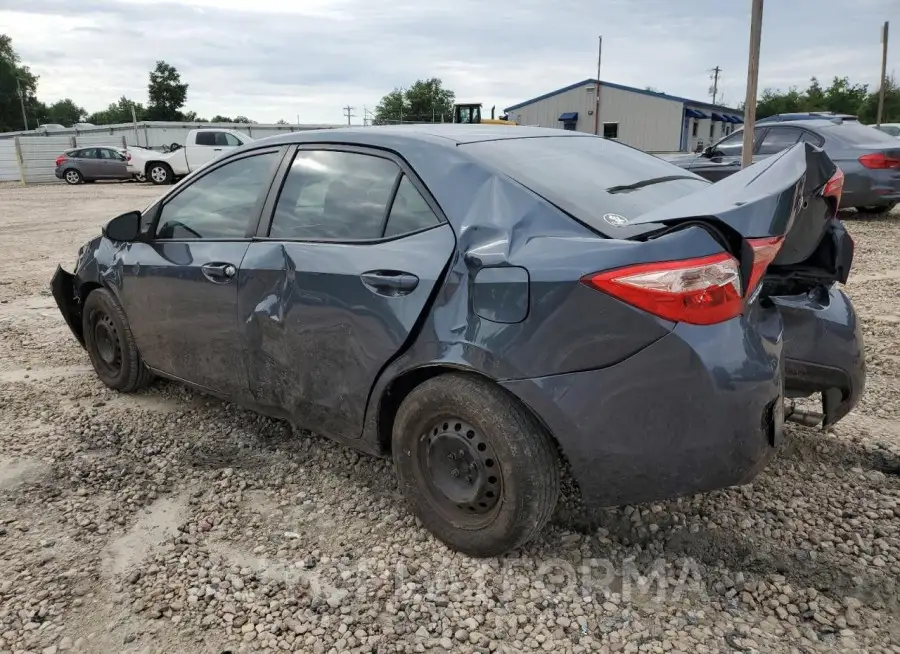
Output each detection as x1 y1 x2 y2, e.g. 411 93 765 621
54 147 137 185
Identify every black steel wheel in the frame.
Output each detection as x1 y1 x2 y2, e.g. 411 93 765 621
82 288 153 392
392 373 560 557
419 418 504 528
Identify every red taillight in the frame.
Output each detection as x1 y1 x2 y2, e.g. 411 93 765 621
582 253 743 325
858 152 900 169
823 167 844 200
746 236 785 294
126 152 131 161
55 155 66 167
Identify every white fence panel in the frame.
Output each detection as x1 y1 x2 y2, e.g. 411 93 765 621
74 134 127 148
19 136 74 184
0 139 19 182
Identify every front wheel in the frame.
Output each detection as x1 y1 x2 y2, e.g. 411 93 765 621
392 373 560 557
82 288 153 392
148 163 173 185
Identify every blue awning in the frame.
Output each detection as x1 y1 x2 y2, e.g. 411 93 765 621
711 112 727 121
685 108 704 119
558 112 578 122
731 115 744 124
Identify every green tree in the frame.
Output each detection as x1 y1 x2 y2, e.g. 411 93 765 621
756 86 805 118
0 34 41 131
89 96 145 124
858 75 900 124
146 60 188 120
374 89 407 124
374 78 455 124
45 98 87 126
232 115 254 123
822 76 869 115
275 118 290 125
803 77 826 110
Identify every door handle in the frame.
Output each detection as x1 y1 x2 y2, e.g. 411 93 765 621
201 262 236 283
360 271 419 295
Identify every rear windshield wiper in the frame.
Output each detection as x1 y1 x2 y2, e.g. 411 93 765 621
606 175 700 194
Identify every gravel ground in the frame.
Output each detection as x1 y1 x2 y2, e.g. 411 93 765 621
0 181 898 654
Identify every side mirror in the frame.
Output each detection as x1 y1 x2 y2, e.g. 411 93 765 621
102 210 142 242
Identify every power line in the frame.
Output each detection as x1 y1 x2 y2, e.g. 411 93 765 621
342 105 355 126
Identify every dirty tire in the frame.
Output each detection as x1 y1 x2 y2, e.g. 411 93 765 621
82 288 153 392
63 168 83 185
392 373 560 557
148 162 173 185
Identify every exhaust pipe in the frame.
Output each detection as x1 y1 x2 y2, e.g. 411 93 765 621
491 106 496 120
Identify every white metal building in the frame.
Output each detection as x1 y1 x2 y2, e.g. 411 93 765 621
504 79 744 153
0 120 339 184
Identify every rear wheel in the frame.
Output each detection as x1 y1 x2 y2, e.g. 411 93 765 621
392 373 560 557
855 203 896 216
82 288 153 392
64 169 82 185
148 162 173 185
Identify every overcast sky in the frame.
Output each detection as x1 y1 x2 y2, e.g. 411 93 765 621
1 0 896 125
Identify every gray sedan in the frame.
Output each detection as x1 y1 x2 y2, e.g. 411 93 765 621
50 126 864 556
54 147 136 185
662 118 900 215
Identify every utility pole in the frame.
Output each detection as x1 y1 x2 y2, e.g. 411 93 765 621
342 105 355 126
15 77 29 131
742 0 764 168
709 66 722 104
877 21 889 127
594 36 603 135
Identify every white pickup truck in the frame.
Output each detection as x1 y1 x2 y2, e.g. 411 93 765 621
127 128 253 185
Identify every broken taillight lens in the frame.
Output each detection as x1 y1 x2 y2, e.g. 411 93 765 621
746 236 785 295
582 253 743 325
823 167 844 204
55 155 66 167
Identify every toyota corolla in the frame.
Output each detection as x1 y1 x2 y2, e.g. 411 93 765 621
51 125 865 557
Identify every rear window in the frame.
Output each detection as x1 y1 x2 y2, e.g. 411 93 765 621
824 122 900 145
461 136 709 233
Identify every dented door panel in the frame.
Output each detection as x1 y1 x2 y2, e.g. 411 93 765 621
237 224 456 441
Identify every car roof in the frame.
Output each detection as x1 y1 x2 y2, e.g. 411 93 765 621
251 124 587 149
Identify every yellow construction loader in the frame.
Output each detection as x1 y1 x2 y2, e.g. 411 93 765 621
452 103 517 125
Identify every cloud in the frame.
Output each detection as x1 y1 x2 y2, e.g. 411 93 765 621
1 0 896 123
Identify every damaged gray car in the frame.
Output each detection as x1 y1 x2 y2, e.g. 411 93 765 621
51 125 865 557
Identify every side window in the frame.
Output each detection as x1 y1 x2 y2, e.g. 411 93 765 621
99 149 119 160
269 150 399 240
195 131 217 146
217 132 243 147
603 123 619 139
79 148 98 159
799 130 825 147
758 127 801 155
155 152 278 240
383 175 440 238
712 131 744 157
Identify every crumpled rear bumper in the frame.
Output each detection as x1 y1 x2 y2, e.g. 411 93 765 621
50 265 84 346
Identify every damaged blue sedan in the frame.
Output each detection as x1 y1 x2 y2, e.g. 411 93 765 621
51 125 865 557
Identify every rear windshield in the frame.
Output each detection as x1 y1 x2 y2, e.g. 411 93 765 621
824 122 900 145
460 135 709 233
